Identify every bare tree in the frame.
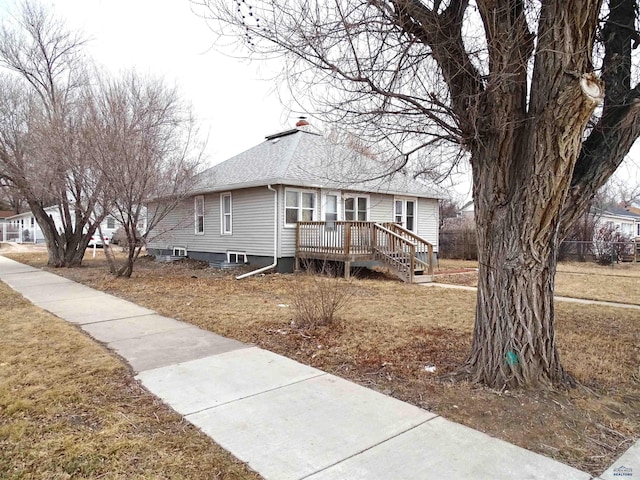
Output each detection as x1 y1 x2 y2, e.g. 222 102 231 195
0 1 107 266
195 0 640 389
84 72 204 277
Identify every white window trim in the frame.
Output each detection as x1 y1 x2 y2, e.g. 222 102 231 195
220 192 232 235
321 190 342 222
284 188 317 228
194 195 205 235
343 193 370 222
394 197 418 232
227 251 247 263
173 246 187 257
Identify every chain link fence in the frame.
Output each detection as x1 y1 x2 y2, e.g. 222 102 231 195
440 231 638 264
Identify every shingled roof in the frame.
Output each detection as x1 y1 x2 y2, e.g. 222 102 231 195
193 128 444 198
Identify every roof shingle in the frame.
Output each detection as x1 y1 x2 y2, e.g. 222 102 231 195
194 129 444 198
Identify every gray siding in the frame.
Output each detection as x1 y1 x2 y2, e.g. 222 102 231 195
418 198 439 251
369 193 393 223
278 185 319 257
148 187 276 257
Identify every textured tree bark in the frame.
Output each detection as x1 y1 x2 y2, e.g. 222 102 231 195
27 200 95 268
466 74 604 388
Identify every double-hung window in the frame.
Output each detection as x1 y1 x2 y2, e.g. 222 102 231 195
344 196 368 221
285 189 316 226
194 195 204 234
106 216 115 229
221 193 232 235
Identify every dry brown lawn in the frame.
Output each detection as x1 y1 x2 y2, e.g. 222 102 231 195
4 251 640 477
435 259 640 305
0 280 260 480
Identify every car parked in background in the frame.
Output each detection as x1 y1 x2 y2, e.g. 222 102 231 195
88 234 110 247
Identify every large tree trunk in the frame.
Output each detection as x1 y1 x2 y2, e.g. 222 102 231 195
466 73 604 389
27 200 94 268
468 201 567 388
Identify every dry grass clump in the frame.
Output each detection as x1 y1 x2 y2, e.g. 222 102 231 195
290 262 356 329
0 282 260 480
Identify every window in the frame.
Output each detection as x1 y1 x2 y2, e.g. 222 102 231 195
227 251 247 263
285 189 316 226
637 223 640 236
173 247 187 257
106 217 115 229
324 194 338 222
394 198 417 231
221 193 232 235
194 195 204 234
344 196 368 221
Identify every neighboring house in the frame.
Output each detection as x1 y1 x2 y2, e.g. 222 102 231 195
596 207 640 239
459 200 474 220
148 124 444 282
621 202 640 238
4 209 46 243
2 205 120 245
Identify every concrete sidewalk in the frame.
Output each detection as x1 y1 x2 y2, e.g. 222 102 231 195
1 256 636 480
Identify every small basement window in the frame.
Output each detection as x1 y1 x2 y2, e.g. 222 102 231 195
227 251 247 263
173 247 187 257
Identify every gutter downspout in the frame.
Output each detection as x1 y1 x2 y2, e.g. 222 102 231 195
236 184 278 279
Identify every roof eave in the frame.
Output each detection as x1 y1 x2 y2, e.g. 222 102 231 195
189 178 443 199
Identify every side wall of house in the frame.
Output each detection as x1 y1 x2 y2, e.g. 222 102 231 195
148 186 276 259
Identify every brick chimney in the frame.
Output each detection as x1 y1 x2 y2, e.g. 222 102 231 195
295 116 309 128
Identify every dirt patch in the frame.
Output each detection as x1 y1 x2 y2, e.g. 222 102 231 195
5 252 639 477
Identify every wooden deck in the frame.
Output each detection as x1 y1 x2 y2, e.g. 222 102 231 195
295 221 434 283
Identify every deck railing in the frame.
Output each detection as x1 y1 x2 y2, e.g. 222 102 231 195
296 221 375 257
382 222 434 276
296 221 434 282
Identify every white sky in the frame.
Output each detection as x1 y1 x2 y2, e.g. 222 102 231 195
0 0 637 200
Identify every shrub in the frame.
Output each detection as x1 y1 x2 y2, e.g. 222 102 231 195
593 225 633 265
291 261 354 329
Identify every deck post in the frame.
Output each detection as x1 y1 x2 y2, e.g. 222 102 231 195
427 243 434 276
344 260 351 279
410 244 415 284
345 222 351 256
295 223 300 271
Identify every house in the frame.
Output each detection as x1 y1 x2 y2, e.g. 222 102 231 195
459 200 474 220
3 209 44 243
147 123 444 282
621 202 640 238
2 205 120 245
596 207 640 239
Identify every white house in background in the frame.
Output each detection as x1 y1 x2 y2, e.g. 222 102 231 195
2 206 120 245
3 208 51 243
596 207 640 239
148 123 445 280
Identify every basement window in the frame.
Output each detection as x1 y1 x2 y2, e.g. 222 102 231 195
173 247 187 257
227 251 247 263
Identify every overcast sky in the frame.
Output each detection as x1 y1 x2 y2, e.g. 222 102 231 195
6 0 298 167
